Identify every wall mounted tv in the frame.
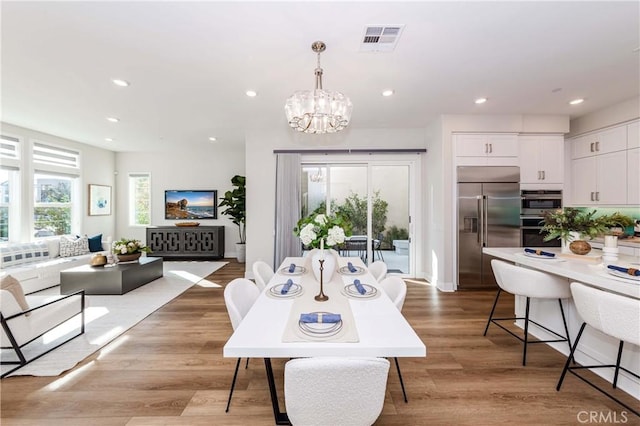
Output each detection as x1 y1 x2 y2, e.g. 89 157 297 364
165 190 217 220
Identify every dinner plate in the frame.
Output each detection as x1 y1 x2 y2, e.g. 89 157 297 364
267 282 304 298
338 265 365 275
341 283 378 299
522 252 557 260
607 269 640 282
298 312 344 338
279 265 307 275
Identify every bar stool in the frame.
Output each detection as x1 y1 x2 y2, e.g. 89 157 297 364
557 282 640 417
484 259 572 366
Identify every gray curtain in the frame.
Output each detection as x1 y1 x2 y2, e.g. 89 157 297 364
274 153 302 268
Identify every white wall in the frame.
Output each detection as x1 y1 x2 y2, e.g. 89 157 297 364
1 122 116 242
114 144 245 256
245 127 426 277
569 96 640 137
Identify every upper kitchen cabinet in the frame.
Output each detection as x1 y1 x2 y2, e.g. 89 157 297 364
628 148 640 205
455 134 518 166
627 121 639 149
519 135 564 184
571 125 627 159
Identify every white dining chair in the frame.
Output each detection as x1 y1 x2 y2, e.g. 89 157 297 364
378 276 408 403
556 282 640 417
368 260 388 282
284 357 390 426
485 259 572 366
252 260 274 292
223 278 261 412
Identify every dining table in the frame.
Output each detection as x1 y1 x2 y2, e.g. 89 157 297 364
223 255 426 425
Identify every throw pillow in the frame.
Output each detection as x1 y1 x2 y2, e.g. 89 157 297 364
59 235 90 257
1 274 30 315
0 242 49 268
88 234 103 252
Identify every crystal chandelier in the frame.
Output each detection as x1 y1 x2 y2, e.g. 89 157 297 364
285 41 353 134
309 167 325 183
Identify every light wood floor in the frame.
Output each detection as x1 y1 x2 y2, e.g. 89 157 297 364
1 260 638 425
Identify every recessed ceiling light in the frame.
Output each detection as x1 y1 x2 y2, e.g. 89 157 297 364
569 98 584 105
246 90 257 97
112 79 130 87
475 97 488 104
382 89 394 97
105 138 113 142
209 137 217 142
106 117 119 123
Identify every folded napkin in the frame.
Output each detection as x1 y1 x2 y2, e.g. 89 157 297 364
281 279 294 294
353 279 366 295
300 312 342 323
347 262 357 272
288 263 296 273
524 248 555 257
607 265 640 276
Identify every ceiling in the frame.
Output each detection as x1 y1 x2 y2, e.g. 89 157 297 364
2 1 639 152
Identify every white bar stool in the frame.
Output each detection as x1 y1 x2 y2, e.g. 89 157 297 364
556 282 640 417
484 259 572 366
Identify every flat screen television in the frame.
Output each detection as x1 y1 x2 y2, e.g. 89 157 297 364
165 190 217 220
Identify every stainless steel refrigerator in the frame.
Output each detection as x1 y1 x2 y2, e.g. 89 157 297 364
457 166 520 289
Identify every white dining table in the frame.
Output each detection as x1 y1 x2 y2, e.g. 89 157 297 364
223 255 426 425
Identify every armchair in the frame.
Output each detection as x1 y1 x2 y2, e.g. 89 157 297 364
1 288 85 378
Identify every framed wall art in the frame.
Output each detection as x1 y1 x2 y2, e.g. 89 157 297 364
88 184 112 216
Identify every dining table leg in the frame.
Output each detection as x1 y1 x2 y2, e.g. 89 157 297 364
264 358 291 425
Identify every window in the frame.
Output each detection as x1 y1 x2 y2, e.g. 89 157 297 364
129 173 151 226
0 135 21 242
32 142 80 238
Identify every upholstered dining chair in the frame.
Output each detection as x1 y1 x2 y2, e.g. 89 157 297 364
284 357 390 426
223 278 261 412
368 260 388 282
252 260 274 292
485 259 572 366
378 276 409 403
556 282 640 417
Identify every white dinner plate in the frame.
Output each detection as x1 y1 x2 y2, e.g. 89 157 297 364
278 265 307 275
267 282 304 298
338 265 365 275
298 312 343 338
522 251 558 260
341 283 378 299
607 269 640 282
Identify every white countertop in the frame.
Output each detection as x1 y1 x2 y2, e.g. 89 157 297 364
483 247 640 299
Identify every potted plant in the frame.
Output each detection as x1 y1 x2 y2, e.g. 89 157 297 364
218 175 246 263
113 238 151 262
541 208 607 254
600 212 635 236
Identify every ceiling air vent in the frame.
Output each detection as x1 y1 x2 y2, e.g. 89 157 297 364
360 25 404 52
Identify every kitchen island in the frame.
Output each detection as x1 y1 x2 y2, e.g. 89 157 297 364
483 247 639 401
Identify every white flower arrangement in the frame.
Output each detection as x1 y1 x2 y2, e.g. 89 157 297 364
294 212 350 249
113 238 151 254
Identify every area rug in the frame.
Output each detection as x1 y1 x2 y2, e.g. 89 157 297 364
1 260 226 377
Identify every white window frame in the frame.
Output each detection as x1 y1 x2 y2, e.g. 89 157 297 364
128 172 152 227
0 134 22 242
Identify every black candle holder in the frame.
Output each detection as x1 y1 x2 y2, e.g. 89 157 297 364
314 259 329 302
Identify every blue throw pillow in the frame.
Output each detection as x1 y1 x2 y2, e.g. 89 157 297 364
88 234 103 252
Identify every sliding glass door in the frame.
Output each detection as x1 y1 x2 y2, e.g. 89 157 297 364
301 160 414 276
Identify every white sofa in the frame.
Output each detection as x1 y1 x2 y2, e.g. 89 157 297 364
0 237 107 294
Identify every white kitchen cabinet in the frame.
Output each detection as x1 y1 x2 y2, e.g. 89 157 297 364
572 150 627 205
455 134 519 166
571 126 627 159
519 135 564 184
628 121 639 149
627 147 640 205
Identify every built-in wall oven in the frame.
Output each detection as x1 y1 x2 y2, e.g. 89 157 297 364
520 190 563 247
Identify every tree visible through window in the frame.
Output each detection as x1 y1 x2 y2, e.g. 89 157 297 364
129 173 151 226
33 174 73 236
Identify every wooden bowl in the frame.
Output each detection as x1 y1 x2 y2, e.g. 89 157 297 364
569 240 591 255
